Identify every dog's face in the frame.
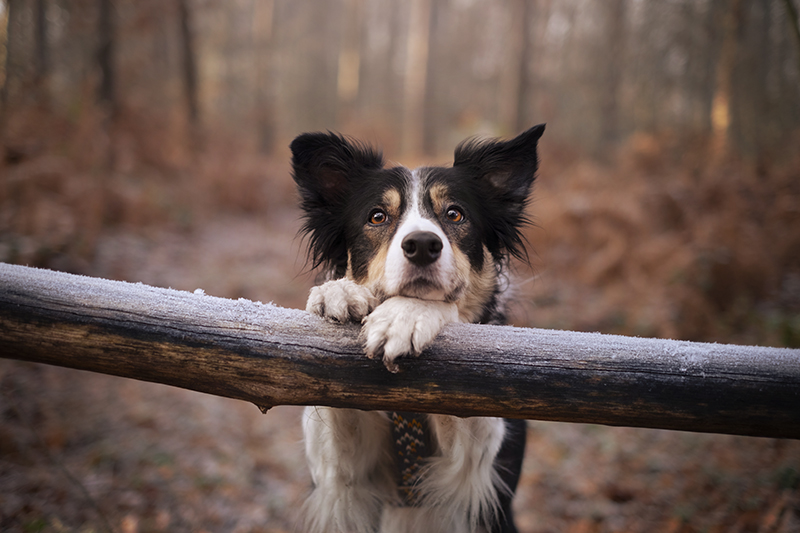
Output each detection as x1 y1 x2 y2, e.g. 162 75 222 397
350 166 485 304
291 125 544 322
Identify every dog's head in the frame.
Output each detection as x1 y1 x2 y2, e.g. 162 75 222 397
291 125 544 320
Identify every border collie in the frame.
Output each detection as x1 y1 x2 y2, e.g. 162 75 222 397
291 124 545 533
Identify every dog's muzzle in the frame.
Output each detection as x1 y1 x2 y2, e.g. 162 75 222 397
402 231 442 267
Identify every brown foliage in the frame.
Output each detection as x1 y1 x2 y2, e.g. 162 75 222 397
0 104 296 272
516 131 800 346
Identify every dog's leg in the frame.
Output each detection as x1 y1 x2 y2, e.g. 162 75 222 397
303 281 392 532
302 406 394 533
380 506 470 533
419 415 508 531
361 296 459 372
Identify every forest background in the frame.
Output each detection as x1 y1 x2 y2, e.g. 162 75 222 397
1 1 800 532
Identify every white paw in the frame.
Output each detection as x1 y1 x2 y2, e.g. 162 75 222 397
361 297 458 373
306 278 378 323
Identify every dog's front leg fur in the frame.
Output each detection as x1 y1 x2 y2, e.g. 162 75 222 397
361 296 459 372
302 407 395 533
303 280 396 532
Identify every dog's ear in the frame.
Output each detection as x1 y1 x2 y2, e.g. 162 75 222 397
291 132 384 207
453 124 545 261
453 124 544 202
290 132 384 271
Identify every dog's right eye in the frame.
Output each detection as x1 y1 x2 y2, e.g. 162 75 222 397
368 209 388 225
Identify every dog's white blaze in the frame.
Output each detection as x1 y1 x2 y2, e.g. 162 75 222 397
383 169 456 299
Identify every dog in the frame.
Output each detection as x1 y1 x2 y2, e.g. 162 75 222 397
291 124 545 533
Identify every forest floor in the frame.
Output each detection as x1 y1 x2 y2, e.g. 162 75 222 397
2 204 799 533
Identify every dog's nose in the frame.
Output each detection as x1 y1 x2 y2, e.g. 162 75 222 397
401 231 443 266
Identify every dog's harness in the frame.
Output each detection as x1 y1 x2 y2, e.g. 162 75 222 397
389 411 433 506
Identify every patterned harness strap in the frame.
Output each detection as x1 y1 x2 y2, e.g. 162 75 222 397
389 411 433 506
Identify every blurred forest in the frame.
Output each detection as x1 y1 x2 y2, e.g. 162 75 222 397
1 0 800 344
2 1 800 532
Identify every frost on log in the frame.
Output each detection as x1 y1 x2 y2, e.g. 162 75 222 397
0 262 798 439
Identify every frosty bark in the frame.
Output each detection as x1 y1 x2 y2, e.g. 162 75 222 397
1 262 798 439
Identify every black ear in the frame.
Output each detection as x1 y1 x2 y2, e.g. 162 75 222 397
290 132 384 271
453 124 545 262
291 131 384 206
454 124 544 201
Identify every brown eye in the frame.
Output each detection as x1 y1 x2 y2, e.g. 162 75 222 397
446 207 464 223
369 209 388 225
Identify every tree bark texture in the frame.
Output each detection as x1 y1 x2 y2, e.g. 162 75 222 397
1 262 798 439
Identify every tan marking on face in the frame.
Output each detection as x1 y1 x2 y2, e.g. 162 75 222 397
365 243 390 296
429 183 450 214
457 246 497 323
444 243 472 301
430 182 473 250
383 188 401 216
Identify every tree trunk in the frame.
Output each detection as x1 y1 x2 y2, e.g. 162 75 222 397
1 0 22 118
253 0 276 154
97 0 116 111
513 0 535 134
782 0 800 78
421 0 439 156
34 0 49 102
178 0 199 129
599 0 627 151
401 0 431 156
710 0 742 160
337 0 363 126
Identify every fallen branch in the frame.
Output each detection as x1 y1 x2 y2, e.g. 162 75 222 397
1 262 798 439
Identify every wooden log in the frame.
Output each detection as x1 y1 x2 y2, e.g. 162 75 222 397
1 262 798 439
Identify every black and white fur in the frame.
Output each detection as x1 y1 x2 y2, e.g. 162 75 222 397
292 125 545 533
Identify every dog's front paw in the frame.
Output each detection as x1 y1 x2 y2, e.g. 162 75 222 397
306 278 378 323
361 297 458 373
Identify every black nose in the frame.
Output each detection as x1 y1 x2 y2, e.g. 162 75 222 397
401 231 443 267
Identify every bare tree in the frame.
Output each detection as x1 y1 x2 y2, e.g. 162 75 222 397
401 0 431 156
2 0 799 161
783 0 800 75
178 0 199 130
513 0 536 135
420 0 440 155
710 0 742 160
97 0 116 111
1 0 23 118
253 0 276 153
337 0 363 125
34 0 49 99
599 0 627 151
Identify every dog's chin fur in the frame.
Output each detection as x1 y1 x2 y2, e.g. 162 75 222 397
397 278 447 300
292 125 544 533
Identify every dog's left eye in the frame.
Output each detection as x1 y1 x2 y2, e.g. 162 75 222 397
368 209 388 225
445 207 464 223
